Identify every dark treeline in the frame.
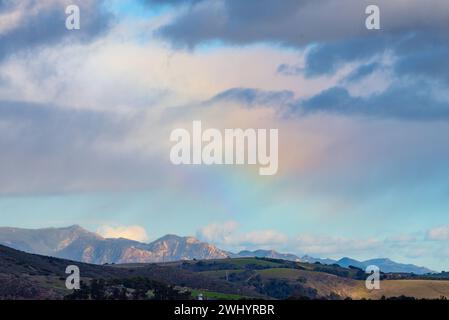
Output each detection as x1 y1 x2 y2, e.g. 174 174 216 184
64 277 192 300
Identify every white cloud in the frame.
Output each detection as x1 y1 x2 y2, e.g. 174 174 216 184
197 221 287 249
427 225 449 241
237 230 288 247
294 234 383 256
97 225 149 242
197 221 238 244
197 222 449 263
294 232 432 260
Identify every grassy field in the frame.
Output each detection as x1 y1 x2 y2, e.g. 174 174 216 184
189 289 246 300
192 261 449 300
198 269 247 277
352 280 449 299
256 268 360 298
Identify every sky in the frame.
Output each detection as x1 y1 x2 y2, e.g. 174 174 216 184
0 0 449 271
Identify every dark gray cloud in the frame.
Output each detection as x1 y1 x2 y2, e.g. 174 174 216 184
153 0 449 121
298 84 449 121
0 0 114 60
155 0 449 84
156 0 369 48
393 36 449 85
302 31 449 79
156 0 449 48
303 36 390 77
344 62 381 83
209 83 449 121
208 87 294 107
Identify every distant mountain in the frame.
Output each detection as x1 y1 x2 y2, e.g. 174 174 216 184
0 225 435 274
237 249 301 261
300 255 337 265
0 226 229 264
0 225 102 256
336 257 433 275
134 234 230 263
337 257 363 269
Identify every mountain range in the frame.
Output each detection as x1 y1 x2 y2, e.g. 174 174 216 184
0 225 434 274
335 257 433 275
0 225 229 264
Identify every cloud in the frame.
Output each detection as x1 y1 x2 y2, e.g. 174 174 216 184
298 83 449 121
0 0 113 60
0 100 171 194
97 225 150 242
393 39 449 85
197 223 448 269
295 234 383 256
302 31 449 80
427 225 449 241
0 25 304 195
209 82 449 121
208 87 294 108
196 221 238 243
385 234 418 247
154 0 449 103
197 221 287 248
293 232 444 265
238 230 288 247
155 0 449 49
344 62 382 83
196 219 449 264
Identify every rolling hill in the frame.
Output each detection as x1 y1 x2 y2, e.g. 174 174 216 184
0 244 448 300
0 244 262 299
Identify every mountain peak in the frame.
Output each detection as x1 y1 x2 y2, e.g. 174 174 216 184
338 257 360 263
238 249 300 261
66 224 86 231
63 225 103 239
157 234 184 241
156 234 201 243
67 224 82 229
367 258 393 263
